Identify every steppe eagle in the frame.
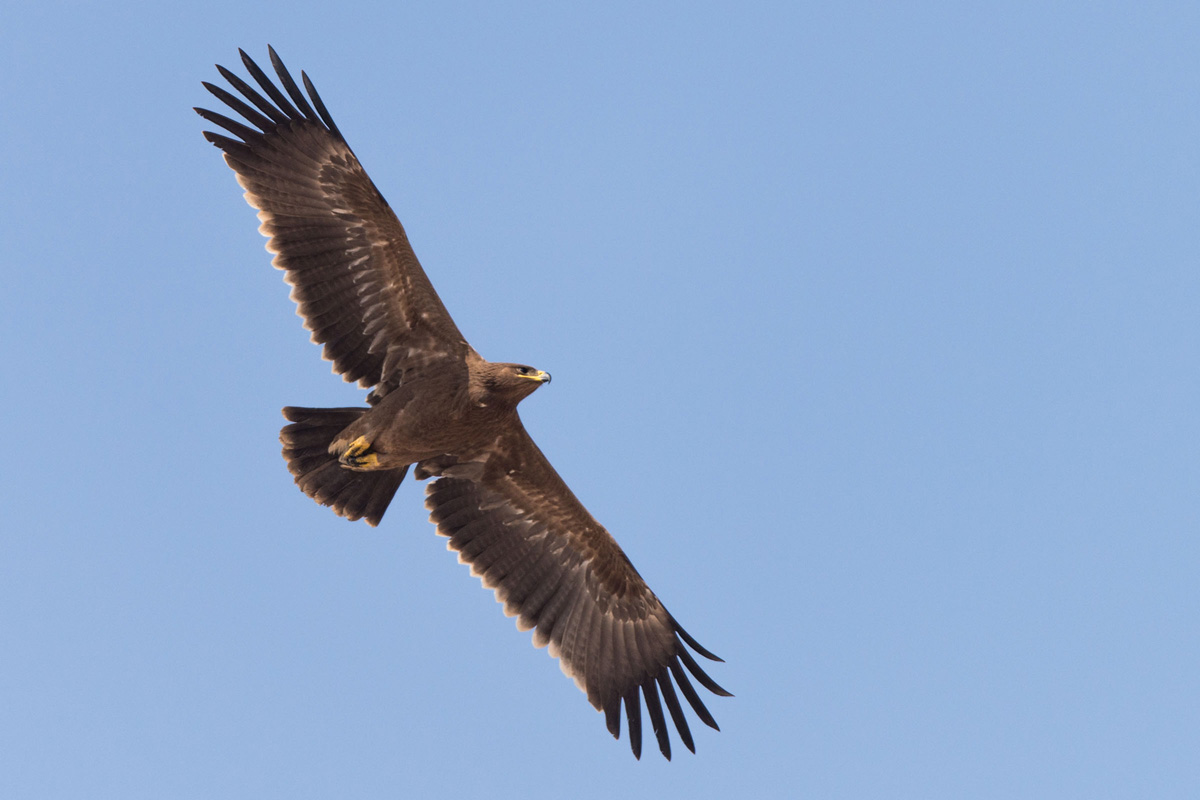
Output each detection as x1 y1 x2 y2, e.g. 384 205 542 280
196 47 730 759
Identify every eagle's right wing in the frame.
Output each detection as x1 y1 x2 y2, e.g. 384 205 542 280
196 47 468 400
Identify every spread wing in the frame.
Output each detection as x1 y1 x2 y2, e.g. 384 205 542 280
419 425 731 760
196 47 468 399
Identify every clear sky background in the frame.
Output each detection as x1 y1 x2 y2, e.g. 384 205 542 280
2 2 1197 798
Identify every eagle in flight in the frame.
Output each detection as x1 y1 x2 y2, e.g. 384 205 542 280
196 47 730 760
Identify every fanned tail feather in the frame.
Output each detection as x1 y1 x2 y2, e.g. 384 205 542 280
280 406 407 526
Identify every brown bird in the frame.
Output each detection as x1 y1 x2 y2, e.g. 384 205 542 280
196 47 730 760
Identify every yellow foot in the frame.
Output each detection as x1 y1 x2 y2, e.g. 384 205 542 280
339 436 380 470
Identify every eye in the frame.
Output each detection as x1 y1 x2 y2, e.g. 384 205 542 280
516 366 530 375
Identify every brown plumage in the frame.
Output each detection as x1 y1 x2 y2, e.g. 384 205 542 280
196 47 730 759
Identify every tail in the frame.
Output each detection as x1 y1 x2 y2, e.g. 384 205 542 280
279 406 408 527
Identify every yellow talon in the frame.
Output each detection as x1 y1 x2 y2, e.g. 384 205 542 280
340 436 380 470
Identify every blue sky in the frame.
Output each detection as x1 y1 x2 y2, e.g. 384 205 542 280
2 1 1198 797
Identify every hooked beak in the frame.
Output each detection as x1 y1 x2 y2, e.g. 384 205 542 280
517 370 552 384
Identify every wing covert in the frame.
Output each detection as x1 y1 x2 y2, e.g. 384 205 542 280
196 47 468 397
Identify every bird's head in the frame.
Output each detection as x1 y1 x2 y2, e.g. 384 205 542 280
482 362 552 405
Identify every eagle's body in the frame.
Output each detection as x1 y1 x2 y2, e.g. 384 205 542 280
197 47 729 760
329 352 545 471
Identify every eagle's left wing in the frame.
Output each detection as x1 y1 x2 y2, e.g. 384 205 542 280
419 424 730 760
